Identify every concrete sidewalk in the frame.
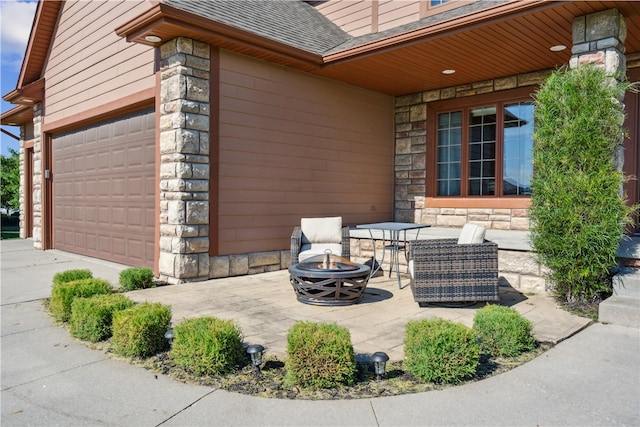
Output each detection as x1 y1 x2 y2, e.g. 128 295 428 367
2 239 639 426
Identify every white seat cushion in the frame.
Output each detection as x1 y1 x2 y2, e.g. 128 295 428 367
300 217 342 244
457 223 486 244
299 243 344 261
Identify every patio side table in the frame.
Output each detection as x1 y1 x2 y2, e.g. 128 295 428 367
356 222 431 289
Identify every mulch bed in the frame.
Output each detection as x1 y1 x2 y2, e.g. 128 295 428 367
121 344 552 400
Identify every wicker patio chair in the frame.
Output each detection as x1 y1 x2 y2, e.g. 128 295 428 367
290 217 351 266
408 224 499 305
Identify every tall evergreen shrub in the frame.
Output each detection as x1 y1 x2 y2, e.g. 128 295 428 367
531 65 636 303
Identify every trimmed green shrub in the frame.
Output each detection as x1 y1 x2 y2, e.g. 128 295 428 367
531 65 637 303
171 317 245 376
473 305 535 357
49 278 112 322
285 321 356 389
70 294 135 342
119 267 155 291
404 318 479 384
112 303 172 358
53 269 93 286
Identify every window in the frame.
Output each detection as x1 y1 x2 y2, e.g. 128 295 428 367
430 0 449 6
503 102 534 195
430 92 534 198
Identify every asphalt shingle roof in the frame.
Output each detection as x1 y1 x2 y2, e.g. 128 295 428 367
163 0 351 55
163 0 508 56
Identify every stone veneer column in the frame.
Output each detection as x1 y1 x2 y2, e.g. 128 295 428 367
570 9 626 76
570 9 627 172
31 103 43 249
394 94 426 222
18 126 25 239
158 37 211 284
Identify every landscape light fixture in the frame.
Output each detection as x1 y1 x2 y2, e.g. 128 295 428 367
164 327 174 348
371 351 389 381
246 344 265 376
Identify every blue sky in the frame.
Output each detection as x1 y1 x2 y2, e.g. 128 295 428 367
1 0 37 156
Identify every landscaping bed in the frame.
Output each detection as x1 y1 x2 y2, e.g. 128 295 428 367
47 267 553 400
81 327 551 400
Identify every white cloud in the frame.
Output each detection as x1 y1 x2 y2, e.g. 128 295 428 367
1 0 37 69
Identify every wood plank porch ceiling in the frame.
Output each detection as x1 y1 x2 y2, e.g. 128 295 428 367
119 1 640 97
314 1 640 95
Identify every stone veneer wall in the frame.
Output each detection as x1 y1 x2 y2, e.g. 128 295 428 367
209 250 291 279
208 235 548 294
413 199 531 230
394 70 552 230
30 103 43 248
18 126 26 239
158 38 211 284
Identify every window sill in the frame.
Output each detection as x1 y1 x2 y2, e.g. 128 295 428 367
424 197 531 209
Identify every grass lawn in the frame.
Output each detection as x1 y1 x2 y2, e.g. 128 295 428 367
1 225 20 240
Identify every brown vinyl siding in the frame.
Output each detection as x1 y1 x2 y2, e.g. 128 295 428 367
218 51 394 255
378 1 421 32
43 0 155 125
312 0 460 36
312 1 376 36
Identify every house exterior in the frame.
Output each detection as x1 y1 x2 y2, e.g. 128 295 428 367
2 0 639 285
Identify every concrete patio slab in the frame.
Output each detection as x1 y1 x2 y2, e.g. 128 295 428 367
126 269 592 361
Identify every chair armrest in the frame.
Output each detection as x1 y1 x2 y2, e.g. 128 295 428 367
290 226 303 266
409 238 498 279
341 226 351 260
409 239 456 260
409 239 497 259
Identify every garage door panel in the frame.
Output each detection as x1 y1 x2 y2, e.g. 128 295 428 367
54 109 155 268
86 234 97 251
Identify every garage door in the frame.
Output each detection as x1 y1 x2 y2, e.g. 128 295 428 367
53 109 156 268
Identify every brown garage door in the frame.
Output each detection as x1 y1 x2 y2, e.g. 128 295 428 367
53 109 156 268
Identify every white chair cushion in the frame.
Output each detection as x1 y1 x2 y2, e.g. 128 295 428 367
299 243 344 261
300 217 342 244
457 223 486 244
408 259 414 279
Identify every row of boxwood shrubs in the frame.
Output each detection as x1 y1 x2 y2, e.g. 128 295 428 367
50 268 536 389
50 268 170 357
284 305 536 389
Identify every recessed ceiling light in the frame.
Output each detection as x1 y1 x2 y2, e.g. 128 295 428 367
145 35 162 43
550 45 567 52
442 69 456 75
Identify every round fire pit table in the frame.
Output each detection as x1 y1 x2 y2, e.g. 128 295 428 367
288 252 370 306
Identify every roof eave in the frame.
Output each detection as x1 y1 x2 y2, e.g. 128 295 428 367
3 79 45 105
115 3 324 71
323 0 555 65
1 104 33 127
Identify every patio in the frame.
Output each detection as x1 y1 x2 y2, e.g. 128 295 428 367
126 268 592 361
